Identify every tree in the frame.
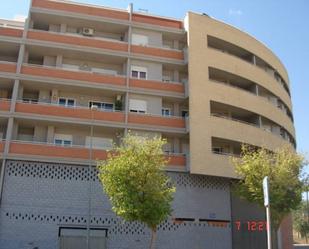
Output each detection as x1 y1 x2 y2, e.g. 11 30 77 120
97 134 176 249
232 145 306 230
293 201 309 243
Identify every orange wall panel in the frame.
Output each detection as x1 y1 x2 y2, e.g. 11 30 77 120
0 99 11 111
21 65 126 86
27 31 129 52
129 79 184 93
167 154 186 166
15 103 126 123
32 0 129 20
10 142 108 160
0 141 4 152
128 113 185 128
0 27 23 37
132 14 183 29
131 45 184 60
0 62 17 73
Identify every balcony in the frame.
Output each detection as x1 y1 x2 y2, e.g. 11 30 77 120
209 114 293 151
9 140 186 169
31 0 183 30
129 78 184 94
131 45 184 61
0 61 17 74
0 140 5 154
20 64 127 87
0 27 23 38
14 101 186 131
26 29 184 61
209 66 293 122
207 35 290 96
15 101 126 124
207 49 292 109
27 29 129 52
0 98 11 112
128 112 186 130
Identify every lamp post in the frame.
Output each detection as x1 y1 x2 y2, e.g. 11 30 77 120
86 105 97 249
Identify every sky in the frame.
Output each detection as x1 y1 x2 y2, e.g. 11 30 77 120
1 0 308 169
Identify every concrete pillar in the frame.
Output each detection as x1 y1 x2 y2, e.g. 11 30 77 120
252 55 256 65
258 116 263 128
9 80 20 113
255 84 259 96
47 126 55 143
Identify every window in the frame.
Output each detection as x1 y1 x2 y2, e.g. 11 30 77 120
129 99 147 113
132 34 148 46
58 98 75 107
131 66 147 79
85 136 113 149
89 101 114 111
54 134 72 147
162 108 171 116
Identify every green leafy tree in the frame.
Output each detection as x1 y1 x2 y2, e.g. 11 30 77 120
98 134 176 249
232 145 306 230
293 201 309 243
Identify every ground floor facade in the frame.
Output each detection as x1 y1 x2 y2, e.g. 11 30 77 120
0 160 233 249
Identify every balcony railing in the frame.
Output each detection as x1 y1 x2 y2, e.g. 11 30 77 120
15 100 187 130
208 46 290 96
210 113 293 145
209 79 293 122
0 60 17 73
0 98 11 111
9 140 186 168
21 63 127 86
20 63 185 94
15 100 126 124
128 112 186 129
27 29 184 61
0 139 5 153
211 149 240 158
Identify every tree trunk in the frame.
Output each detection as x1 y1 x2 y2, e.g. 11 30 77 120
149 227 157 249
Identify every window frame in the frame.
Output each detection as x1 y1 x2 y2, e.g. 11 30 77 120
131 66 148 80
88 101 114 111
58 97 76 107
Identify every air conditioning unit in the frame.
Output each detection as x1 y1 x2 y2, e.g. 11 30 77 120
82 27 94 36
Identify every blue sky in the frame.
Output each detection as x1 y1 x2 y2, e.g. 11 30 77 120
1 0 308 169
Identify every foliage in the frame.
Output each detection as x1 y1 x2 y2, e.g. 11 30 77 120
97 134 175 248
232 145 306 229
293 201 309 242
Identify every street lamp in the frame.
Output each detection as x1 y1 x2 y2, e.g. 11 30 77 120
86 104 98 249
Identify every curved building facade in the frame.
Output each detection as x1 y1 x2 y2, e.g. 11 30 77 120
0 1 295 249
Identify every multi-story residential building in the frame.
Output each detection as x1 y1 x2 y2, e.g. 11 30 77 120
0 0 295 248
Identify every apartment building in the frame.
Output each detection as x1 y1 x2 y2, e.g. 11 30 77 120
0 0 295 248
